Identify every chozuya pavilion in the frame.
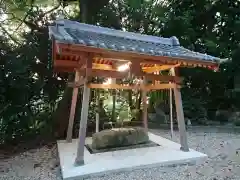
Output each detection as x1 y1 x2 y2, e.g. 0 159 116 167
49 19 221 179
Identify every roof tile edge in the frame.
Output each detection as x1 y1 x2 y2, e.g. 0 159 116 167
54 19 176 46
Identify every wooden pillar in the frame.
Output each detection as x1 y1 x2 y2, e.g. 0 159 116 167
169 84 174 139
75 54 92 166
142 77 148 130
111 78 116 122
95 89 100 133
66 71 80 142
171 68 189 152
75 81 90 166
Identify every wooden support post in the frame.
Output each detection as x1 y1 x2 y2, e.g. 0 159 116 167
171 68 189 152
169 86 174 139
66 71 80 142
75 55 92 166
95 89 100 133
111 78 116 123
142 77 148 130
75 82 90 165
169 70 174 139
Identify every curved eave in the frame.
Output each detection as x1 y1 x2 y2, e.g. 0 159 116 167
56 42 220 68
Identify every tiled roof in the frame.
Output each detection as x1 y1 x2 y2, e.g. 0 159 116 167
49 19 221 63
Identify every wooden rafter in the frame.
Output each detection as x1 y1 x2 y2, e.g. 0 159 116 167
92 63 114 70
54 60 114 70
54 60 82 68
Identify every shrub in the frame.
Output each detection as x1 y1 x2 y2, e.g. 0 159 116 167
234 121 240 126
215 110 230 124
182 98 208 125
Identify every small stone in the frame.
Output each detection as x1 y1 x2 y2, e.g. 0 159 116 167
168 164 177 167
215 153 227 160
51 161 59 170
34 163 41 168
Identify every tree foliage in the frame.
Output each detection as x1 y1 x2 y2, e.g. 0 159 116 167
1 0 240 144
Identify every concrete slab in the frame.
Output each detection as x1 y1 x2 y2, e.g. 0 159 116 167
57 132 207 180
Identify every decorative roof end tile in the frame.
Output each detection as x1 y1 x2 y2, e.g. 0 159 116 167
56 15 65 26
86 40 96 46
99 43 107 48
171 36 180 46
78 39 86 45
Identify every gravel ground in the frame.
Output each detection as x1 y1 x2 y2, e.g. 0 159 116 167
1 129 240 180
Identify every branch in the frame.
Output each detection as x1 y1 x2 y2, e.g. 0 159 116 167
14 4 35 32
0 102 11 115
14 3 61 32
0 24 21 46
37 3 61 20
14 12 30 32
13 0 36 32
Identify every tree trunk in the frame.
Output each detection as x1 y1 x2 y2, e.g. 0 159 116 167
79 0 88 22
53 85 73 138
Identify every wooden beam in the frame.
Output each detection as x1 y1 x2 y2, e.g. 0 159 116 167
86 83 179 90
55 60 114 71
143 64 181 73
65 68 182 85
144 74 183 83
59 49 173 66
130 61 142 76
169 83 174 139
92 63 114 70
58 43 219 67
52 39 56 63
85 54 93 78
147 83 180 90
66 71 80 142
54 60 82 68
95 90 100 133
171 68 189 152
142 77 148 130
68 78 86 87
129 61 183 83
53 67 75 73
91 69 128 79
54 59 182 74
68 70 128 86
75 80 91 166
87 83 143 90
